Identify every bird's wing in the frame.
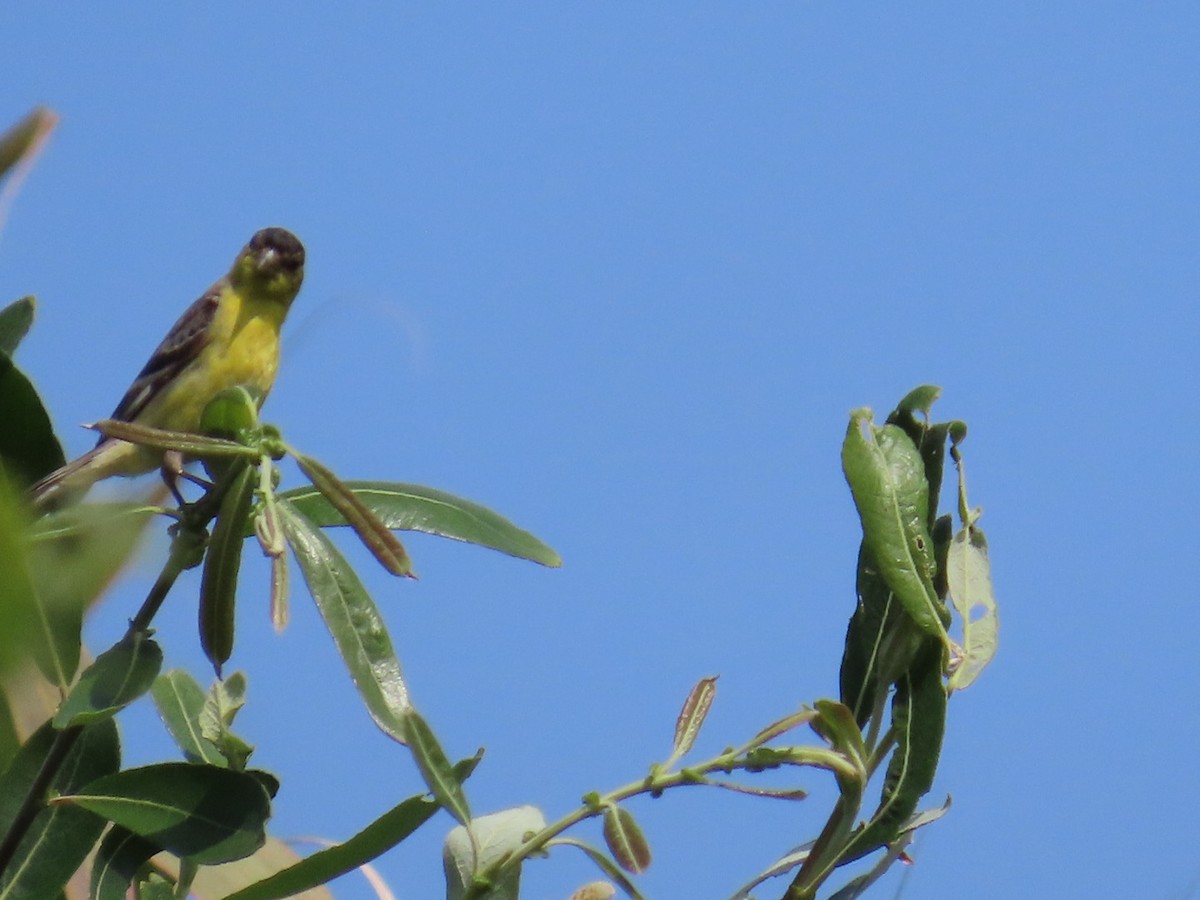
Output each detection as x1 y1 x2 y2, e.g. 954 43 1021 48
104 281 223 431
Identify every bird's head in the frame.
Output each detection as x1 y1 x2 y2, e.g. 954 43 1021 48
230 227 306 303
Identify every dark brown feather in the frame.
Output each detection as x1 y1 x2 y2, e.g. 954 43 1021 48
102 281 223 436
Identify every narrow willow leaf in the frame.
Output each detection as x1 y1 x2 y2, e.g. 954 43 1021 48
729 841 814 900
292 453 413 578
0 297 34 356
89 826 161 900
276 499 410 743
444 805 546 900
706 780 808 801
151 669 226 766
601 806 651 875
53 632 163 727
56 763 271 865
947 527 998 691
405 707 470 826
88 419 258 460
551 837 646 900
827 832 914 900
0 350 65 492
222 786 466 900
837 640 947 865
842 411 950 648
0 718 120 899
220 753 477 900
276 480 562 567
668 676 717 763
0 107 57 181
744 708 819 749
199 463 257 673
897 794 952 836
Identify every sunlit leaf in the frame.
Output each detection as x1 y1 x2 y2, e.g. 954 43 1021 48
151 669 226 767
276 481 561 567
404 708 469 826
444 805 546 900
841 411 950 648
276 499 410 744
947 526 998 691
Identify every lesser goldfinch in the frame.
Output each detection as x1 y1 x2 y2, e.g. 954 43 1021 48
30 227 305 508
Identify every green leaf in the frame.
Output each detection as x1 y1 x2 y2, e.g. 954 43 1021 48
275 499 411 743
0 478 38 678
838 545 927 728
0 108 57 182
602 805 651 875
226 754 481 900
444 805 546 900
89 826 161 900
0 719 120 899
0 298 35 357
743 708 819 749
837 639 947 865
665 675 717 767
841 411 950 648
151 669 226 766
23 499 152 688
53 632 163 728
291 453 414 578
199 463 257 673
947 527 998 691
0 350 65 491
404 708 470 826
200 672 254 770
891 385 941 418
809 700 867 779
0 695 17 776
56 763 271 865
276 480 562 567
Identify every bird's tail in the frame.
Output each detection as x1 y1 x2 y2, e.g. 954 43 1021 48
28 443 115 511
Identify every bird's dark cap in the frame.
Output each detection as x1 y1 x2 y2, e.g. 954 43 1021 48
248 227 305 272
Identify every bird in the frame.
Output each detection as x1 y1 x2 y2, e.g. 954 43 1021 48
29 227 305 509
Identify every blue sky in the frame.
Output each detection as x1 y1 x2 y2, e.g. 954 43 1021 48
3 4 1199 898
